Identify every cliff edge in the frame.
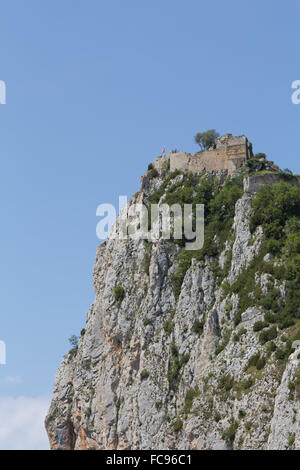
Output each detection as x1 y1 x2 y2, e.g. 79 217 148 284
45 137 300 450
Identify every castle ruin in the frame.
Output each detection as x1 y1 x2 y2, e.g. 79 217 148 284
153 134 253 175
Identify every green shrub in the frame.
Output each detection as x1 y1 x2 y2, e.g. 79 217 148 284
288 433 295 449
140 369 149 380
245 421 252 431
245 156 267 172
246 353 260 369
275 342 292 363
115 398 121 411
265 238 282 255
222 420 238 446
287 365 300 400
284 275 300 319
275 347 287 362
242 182 300 329
225 300 233 317
250 182 300 238
192 319 204 336
264 312 278 324
148 168 159 179
233 311 242 327
253 321 268 332
221 280 231 298
169 175 242 296
218 374 234 392
173 418 183 432
256 356 266 370
172 250 195 299
266 341 277 355
163 318 174 336
163 311 176 336
114 286 125 304
233 328 247 342
181 353 190 365
142 252 151 275
167 343 189 390
148 170 181 205
260 288 281 313
278 316 295 329
183 387 200 415
209 178 243 226
237 377 254 391
223 249 233 275
259 326 277 345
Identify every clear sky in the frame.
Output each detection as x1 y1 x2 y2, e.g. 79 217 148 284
0 0 299 449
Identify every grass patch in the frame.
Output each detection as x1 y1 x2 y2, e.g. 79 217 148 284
183 387 200 415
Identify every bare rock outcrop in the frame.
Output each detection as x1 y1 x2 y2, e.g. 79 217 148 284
46 150 300 450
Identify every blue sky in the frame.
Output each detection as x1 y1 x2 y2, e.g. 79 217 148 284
0 0 299 449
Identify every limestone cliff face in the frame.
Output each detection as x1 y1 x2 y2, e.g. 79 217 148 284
45 160 300 450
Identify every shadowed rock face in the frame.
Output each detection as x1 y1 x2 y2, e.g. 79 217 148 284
46 156 300 451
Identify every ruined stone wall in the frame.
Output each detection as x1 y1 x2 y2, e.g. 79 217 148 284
155 135 252 175
189 142 248 172
244 174 300 193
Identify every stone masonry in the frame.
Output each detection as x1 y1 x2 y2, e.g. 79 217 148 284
153 134 253 175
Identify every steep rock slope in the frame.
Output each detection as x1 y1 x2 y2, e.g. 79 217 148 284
46 158 300 450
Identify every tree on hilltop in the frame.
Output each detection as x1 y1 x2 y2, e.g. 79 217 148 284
194 129 219 150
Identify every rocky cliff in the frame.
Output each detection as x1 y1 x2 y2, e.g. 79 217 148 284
45 148 300 450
